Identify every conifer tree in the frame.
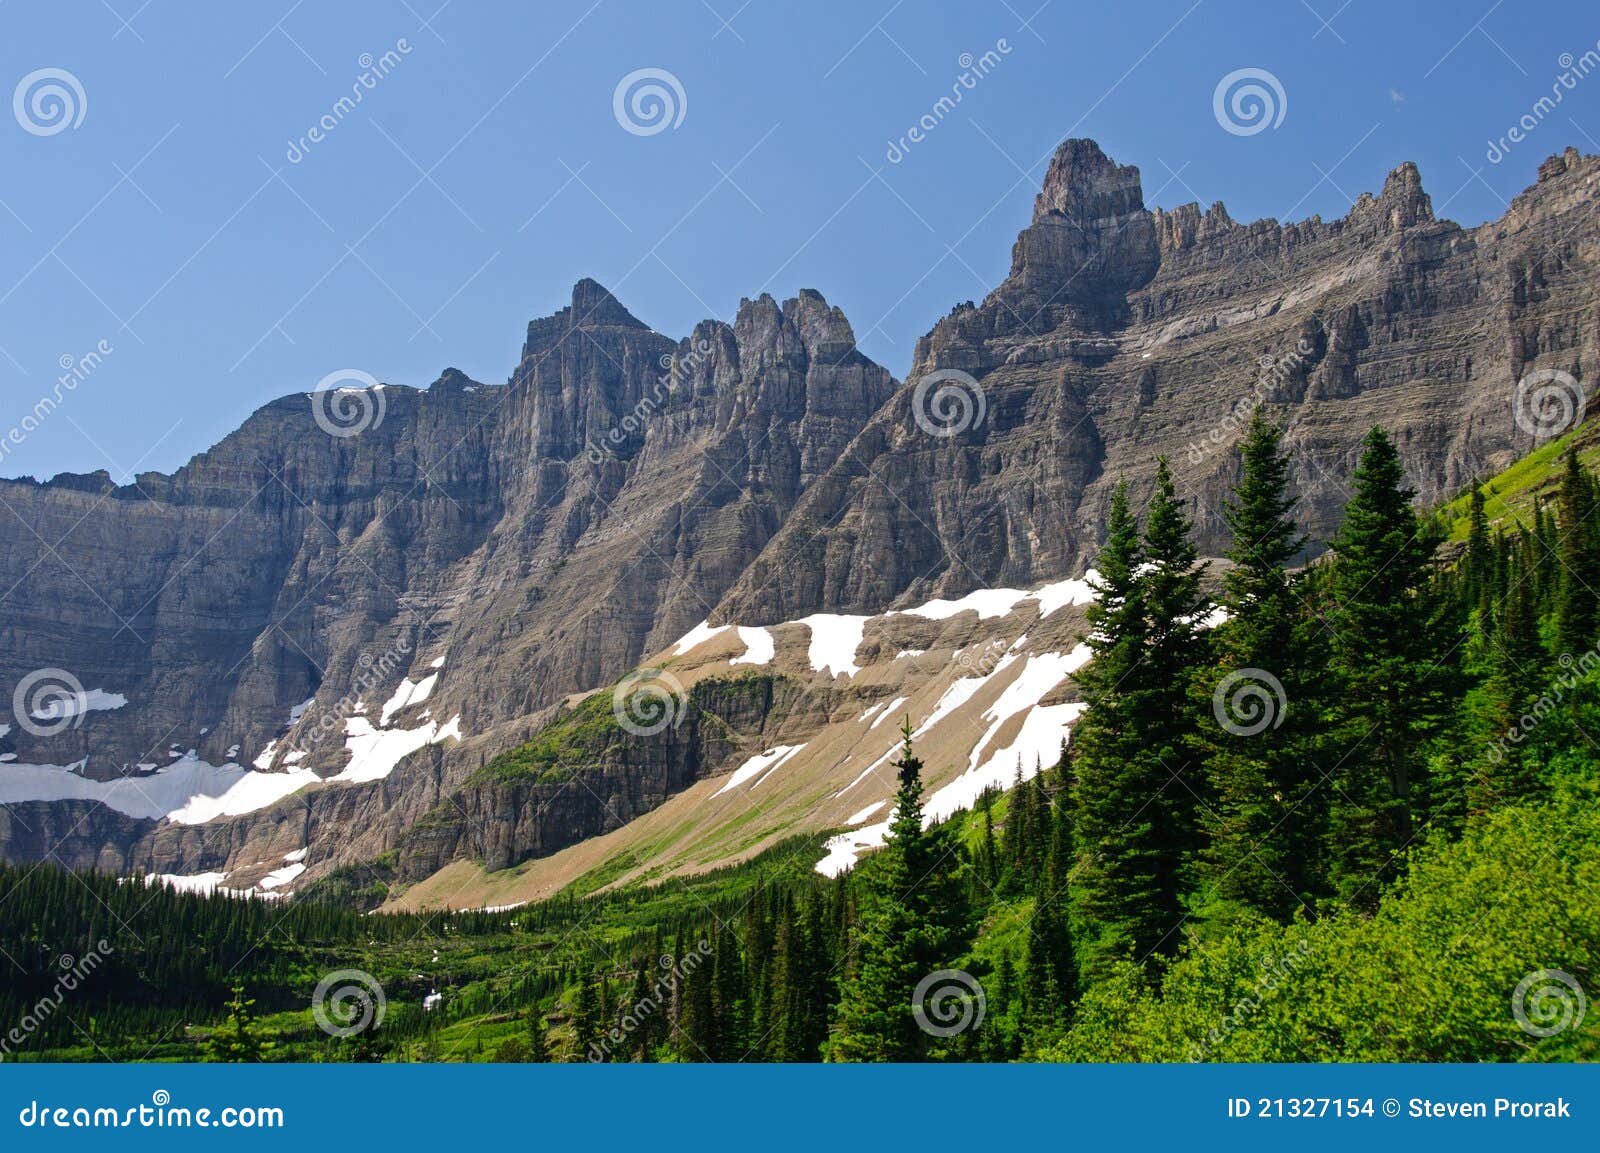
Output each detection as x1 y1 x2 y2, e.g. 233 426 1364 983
1070 483 1162 974
204 983 268 1062
573 974 602 1061
676 948 716 1061
1325 428 1448 908
527 1009 551 1063
829 724 970 1061
1073 466 1209 975
1465 485 1491 609
1197 410 1326 919
1140 458 1212 899
1475 560 1547 809
711 922 747 1060
1555 449 1599 655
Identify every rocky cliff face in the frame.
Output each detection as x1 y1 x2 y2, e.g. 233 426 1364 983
2 139 1595 891
717 140 1598 622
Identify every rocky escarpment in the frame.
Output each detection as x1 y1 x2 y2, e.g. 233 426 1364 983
2 137 1596 892
0 282 891 774
715 140 1598 623
392 673 805 879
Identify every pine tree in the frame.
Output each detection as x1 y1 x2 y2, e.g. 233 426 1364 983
1070 483 1161 975
676 945 716 1062
829 724 970 1061
710 922 746 1060
1555 449 1599 655
1198 410 1326 919
1325 427 1449 909
1475 559 1547 808
527 1008 551 1063
205 983 268 1062
1072 466 1209 977
573 973 602 1061
1465 485 1492 608
1139 458 1212 906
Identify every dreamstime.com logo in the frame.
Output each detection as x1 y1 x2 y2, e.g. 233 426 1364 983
12 668 88 738
1486 649 1599 766
1212 68 1287 136
1183 337 1315 465
17 1091 284 1130
912 968 985 1038
911 368 987 438
612 667 688 736
884 40 1012 164
1212 668 1287 737
1485 42 1600 164
1511 968 1587 1038
13 67 86 136
613 68 686 136
286 39 412 164
279 638 413 762
1513 367 1584 439
0 339 114 467
311 968 387 1038
310 369 386 437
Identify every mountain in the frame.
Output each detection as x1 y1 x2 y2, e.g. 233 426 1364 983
1 138 1595 895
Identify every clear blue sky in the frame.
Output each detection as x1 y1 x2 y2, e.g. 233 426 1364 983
1 0 1596 480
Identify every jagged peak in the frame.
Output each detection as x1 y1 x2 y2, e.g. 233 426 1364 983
519 279 652 362
1350 160 1434 231
1032 138 1146 223
731 289 858 350
566 278 647 329
429 367 479 391
1538 145 1587 182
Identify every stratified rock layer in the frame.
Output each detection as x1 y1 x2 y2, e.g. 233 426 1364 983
2 140 1595 887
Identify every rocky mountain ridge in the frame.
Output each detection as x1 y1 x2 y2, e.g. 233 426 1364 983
1 137 1594 893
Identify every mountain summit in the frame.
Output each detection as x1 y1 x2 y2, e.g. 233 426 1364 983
1 138 1595 894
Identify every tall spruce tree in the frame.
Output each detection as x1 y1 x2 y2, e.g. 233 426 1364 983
1325 427 1448 909
1555 449 1599 655
1139 456 1212 894
1475 559 1547 809
1071 482 1161 976
829 724 970 1061
1198 410 1326 919
1072 468 1208 978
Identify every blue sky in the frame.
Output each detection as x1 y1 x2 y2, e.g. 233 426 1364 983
1 0 1596 480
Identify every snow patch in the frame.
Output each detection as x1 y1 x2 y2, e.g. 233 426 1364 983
713 745 805 796
728 626 775 667
144 871 230 896
379 673 438 726
846 801 886 825
870 696 908 729
339 713 461 785
258 861 306 890
671 620 732 655
898 587 1032 621
798 614 870 678
30 688 127 722
1034 571 1099 618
